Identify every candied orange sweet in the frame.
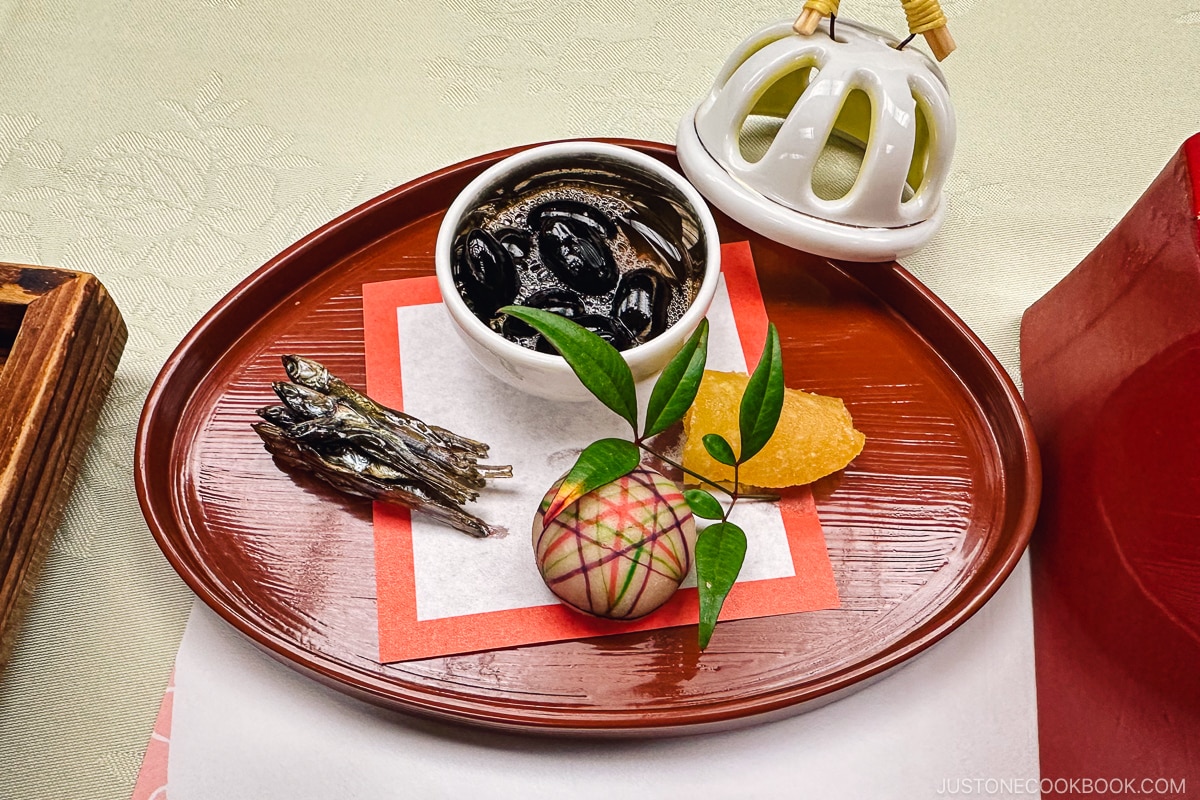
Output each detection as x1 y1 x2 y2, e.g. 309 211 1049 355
681 370 865 488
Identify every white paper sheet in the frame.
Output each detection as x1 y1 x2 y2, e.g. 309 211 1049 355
398 277 794 621
167 557 1040 800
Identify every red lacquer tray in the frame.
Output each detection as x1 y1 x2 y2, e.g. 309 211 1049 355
136 140 1040 736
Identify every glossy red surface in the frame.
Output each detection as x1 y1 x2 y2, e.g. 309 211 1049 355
136 140 1039 735
1021 133 1200 779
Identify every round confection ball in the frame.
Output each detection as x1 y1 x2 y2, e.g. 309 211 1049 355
532 466 696 620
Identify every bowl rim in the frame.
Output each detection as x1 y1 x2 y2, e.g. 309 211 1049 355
434 140 722 371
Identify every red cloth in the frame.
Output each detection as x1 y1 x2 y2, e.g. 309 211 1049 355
1021 134 1200 788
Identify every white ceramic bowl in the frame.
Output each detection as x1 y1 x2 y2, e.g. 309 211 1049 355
435 141 721 402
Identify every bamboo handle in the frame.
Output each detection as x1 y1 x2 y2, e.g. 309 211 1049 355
922 25 956 60
901 0 956 60
794 0 839 36
793 8 824 35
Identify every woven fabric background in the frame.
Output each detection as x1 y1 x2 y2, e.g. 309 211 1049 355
0 0 1196 797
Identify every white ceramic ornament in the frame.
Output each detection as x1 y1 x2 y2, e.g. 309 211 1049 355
677 18 955 262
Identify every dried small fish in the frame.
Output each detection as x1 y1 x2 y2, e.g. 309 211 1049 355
253 423 498 538
285 414 477 505
256 405 300 428
283 355 489 457
274 382 339 419
252 355 510 539
281 357 510 489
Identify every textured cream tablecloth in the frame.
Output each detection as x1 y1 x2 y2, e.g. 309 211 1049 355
0 0 1196 797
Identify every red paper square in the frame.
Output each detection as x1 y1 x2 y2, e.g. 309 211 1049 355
362 242 840 663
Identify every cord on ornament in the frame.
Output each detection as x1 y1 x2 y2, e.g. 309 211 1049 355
793 0 956 61
901 0 956 59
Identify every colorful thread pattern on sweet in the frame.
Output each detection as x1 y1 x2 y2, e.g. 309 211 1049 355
533 467 696 620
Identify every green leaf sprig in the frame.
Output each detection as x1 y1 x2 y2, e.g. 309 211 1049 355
499 305 785 650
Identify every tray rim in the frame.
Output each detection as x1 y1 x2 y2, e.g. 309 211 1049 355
135 138 1042 735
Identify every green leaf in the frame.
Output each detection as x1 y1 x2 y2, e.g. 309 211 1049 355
643 319 709 439
695 521 747 650
501 305 638 433
702 433 737 466
683 488 724 520
541 438 640 524
737 323 784 464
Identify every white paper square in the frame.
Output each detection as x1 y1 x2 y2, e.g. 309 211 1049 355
396 276 796 622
